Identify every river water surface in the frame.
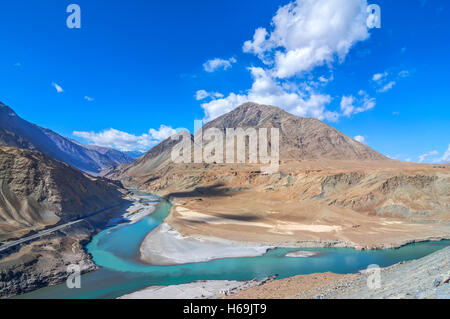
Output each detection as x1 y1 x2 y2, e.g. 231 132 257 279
20 192 450 299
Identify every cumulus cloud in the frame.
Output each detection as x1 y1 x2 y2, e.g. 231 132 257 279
354 135 366 144
84 96 94 102
244 0 369 78
243 28 271 61
198 0 375 123
200 67 339 123
52 82 64 93
73 125 177 152
201 93 249 123
148 125 178 142
203 57 237 72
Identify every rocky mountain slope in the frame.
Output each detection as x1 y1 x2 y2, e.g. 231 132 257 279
0 102 133 174
108 102 388 183
0 146 130 297
203 102 387 161
0 146 126 241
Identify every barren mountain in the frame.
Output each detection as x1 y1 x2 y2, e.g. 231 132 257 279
0 146 126 241
109 102 388 183
0 102 133 174
203 102 387 161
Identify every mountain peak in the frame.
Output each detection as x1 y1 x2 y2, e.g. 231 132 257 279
203 102 387 161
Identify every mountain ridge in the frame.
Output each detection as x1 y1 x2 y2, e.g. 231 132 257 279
0 102 133 174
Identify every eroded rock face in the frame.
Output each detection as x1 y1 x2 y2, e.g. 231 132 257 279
0 146 126 241
0 226 98 298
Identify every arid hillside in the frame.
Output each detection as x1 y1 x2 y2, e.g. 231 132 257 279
0 146 126 241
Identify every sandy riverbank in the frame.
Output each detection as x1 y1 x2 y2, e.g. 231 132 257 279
118 277 275 299
108 194 158 226
140 222 272 265
137 197 450 266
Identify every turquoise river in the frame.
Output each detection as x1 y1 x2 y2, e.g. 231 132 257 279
19 192 450 299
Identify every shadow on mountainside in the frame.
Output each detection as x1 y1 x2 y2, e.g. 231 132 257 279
165 183 232 199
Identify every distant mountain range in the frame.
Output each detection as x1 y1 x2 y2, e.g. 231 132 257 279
0 102 133 175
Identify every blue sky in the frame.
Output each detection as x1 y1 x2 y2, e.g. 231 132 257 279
0 0 449 162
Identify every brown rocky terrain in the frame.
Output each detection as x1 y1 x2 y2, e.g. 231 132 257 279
109 103 450 252
0 146 129 297
0 146 126 241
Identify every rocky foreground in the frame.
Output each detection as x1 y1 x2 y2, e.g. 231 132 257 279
227 246 450 299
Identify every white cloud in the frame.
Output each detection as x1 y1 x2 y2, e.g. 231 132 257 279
84 96 94 102
418 150 438 163
431 144 450 164
340 91 375 117
198 0 375 123
378 81 396 93
200 67 339 123
244 0 370 78
203 57 237 72
195 90 223 101
243 28 270 61
372 69 410 93
372 72 387 82
73 125 177 152
148 125 177 142
201 93 249 123
340 95 356 117
354 135 366 144
440 145 450 163
52 82 64 93
195 90 209 100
